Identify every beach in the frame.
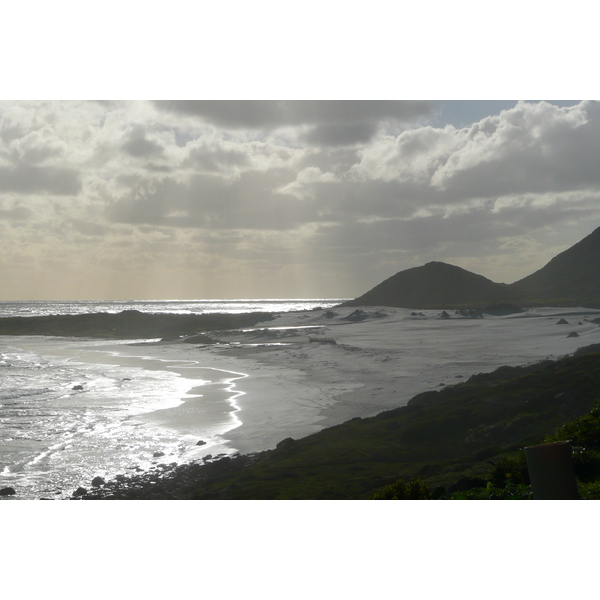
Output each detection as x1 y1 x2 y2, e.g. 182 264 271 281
96 304 600 456
3 304 600 499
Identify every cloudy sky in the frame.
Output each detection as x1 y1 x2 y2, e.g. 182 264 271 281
1 98 599 300
1 2 598 301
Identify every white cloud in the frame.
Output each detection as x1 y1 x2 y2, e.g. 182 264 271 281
1 100 599 299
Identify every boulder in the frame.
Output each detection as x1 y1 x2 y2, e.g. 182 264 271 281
342 310 368 322
0 487 16 496
72 384 84 391
276 437 296 450
567 331 580 338
447 476 487 494
72 487 87 497
195 440 207 446
153 451 165 457
91 476 105 487
557 318 569 325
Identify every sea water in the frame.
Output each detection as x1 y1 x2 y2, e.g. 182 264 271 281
0 299 344 500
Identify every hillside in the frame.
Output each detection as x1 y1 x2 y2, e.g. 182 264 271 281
342 261 516 309
510 226 600 306
344 225 600 309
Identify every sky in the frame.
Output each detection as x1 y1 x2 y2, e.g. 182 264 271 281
1 4 598 301
1 98 598 300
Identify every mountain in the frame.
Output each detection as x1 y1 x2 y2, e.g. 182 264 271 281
343 225 600 309
510 226 600 306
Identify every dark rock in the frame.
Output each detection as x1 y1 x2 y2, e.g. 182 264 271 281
72 384 84 391
323 311 337 318
115 475 127 482
557 318 569 325
72 487 87 497
91 476 105 487
195 440 207 446
567 331 580 338
153 451 165 457
482 303 523 316
342 309 368 322
201 457 233 477
0 487 16 496
276 437 296 450
438 310 450 319
431 486 447 500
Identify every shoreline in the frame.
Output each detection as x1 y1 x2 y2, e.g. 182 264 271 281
2 304 600 499
68 304 600 499
70 342 600 500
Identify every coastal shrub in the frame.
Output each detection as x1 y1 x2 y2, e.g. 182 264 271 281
488 452 530 488
570 448 600 482
577 480 600 499
543 402 600 448
372 478 431 500
451 483 531 500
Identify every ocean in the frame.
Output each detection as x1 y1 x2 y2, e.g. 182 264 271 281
0 299 345 500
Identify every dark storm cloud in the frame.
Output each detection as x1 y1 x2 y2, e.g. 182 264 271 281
184 144 250 171
121 125 164 158
0 165 81 195
108 169 431 231
0 204 32 220
302 122 378 146
155 100 436 145
108 169 318 230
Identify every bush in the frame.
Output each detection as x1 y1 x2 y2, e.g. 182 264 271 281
489 452 530 488
372 478 431 500
544 402 600 448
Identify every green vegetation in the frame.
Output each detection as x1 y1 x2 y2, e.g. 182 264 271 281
372 478 431 500
370 394 600 500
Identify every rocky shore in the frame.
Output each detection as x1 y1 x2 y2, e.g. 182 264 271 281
70 453 265 500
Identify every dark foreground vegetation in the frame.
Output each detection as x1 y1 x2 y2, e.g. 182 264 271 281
74 344 600 500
